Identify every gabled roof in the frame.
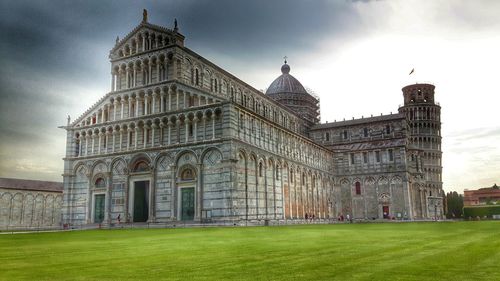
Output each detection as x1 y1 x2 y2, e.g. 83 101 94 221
110 21 184 54
0 178 63 193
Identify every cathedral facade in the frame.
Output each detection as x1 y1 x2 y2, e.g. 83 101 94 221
62 12 443 226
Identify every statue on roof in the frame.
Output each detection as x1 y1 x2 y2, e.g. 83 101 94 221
115 36 119 45
174 18 178 32
143 9 148 22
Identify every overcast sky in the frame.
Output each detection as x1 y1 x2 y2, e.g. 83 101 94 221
0 0 499 193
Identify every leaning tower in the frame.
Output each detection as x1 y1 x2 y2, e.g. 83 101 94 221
399 83 443 219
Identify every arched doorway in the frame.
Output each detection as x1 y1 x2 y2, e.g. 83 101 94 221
93 177 106 224
178 166 196 221
129 159 151 223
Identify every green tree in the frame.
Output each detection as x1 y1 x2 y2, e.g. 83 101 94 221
446 191 464 219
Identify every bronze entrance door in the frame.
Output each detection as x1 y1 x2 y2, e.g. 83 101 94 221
133 181 149 222
181 187 195 221
383 205 390 219
94 194 105 223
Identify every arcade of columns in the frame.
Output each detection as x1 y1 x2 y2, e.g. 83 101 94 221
73 83 223 159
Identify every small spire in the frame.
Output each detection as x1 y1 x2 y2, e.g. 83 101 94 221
283 55 288 64
143 9 148 22
174 18 178 32
115 36 119 45
67 115 71 125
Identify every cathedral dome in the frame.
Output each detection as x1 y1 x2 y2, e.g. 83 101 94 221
265 62 308 95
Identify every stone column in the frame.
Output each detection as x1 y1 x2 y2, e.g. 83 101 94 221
125 66 130 89
126 129 131 151
84 135 89 156
176 120 181 144
91 134 95 155
112 131 116 153
151 124 157 146
117 69 123 90
113 100 118 121
104 131 110 154
152 94 156 114
149 63 152 84
203 116 207 140
172 57 176 80
135 98 140 117
168 89 173 111
196 163 203 221
149 168 156 222
176 91 179 110
144 95 149 116
119 129 124 151
101 108 106 123
121 100 125 119
143 126 148 149
141 63 147 85
105 172 112 224
128 98 133 118
185 120 189 143
193 117 198 142
133 65 137 87
171 165 178 220
134 127 139 149
167 122 171 145
156 61 160 83
160 91 164 112
124 174 130 223
212 116 216 140
111 72 115 92
159 122 164 145
78 136 82 156
98 132 102 154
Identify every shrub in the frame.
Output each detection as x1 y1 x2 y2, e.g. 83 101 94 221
463 205 500 219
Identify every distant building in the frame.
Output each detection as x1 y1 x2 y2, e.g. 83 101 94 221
61 10 444 226
0 178 63 230
464 184 500 206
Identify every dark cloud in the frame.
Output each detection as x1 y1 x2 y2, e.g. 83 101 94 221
0 0 381 180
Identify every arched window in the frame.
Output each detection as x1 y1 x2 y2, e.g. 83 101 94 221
259 162 263 177
95 178 106 188
180 167 195 181
195 69 199 86
355 182 361 195
325 132 330 141
363 128 368 137
290 170 294 183
275 166 280 179
133 160 149 172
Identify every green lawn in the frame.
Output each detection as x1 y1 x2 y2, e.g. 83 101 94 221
0 221 499 281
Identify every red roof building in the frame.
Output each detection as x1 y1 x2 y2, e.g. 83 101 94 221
463 184 500 206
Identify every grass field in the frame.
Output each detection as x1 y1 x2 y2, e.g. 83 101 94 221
0 221 499 281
